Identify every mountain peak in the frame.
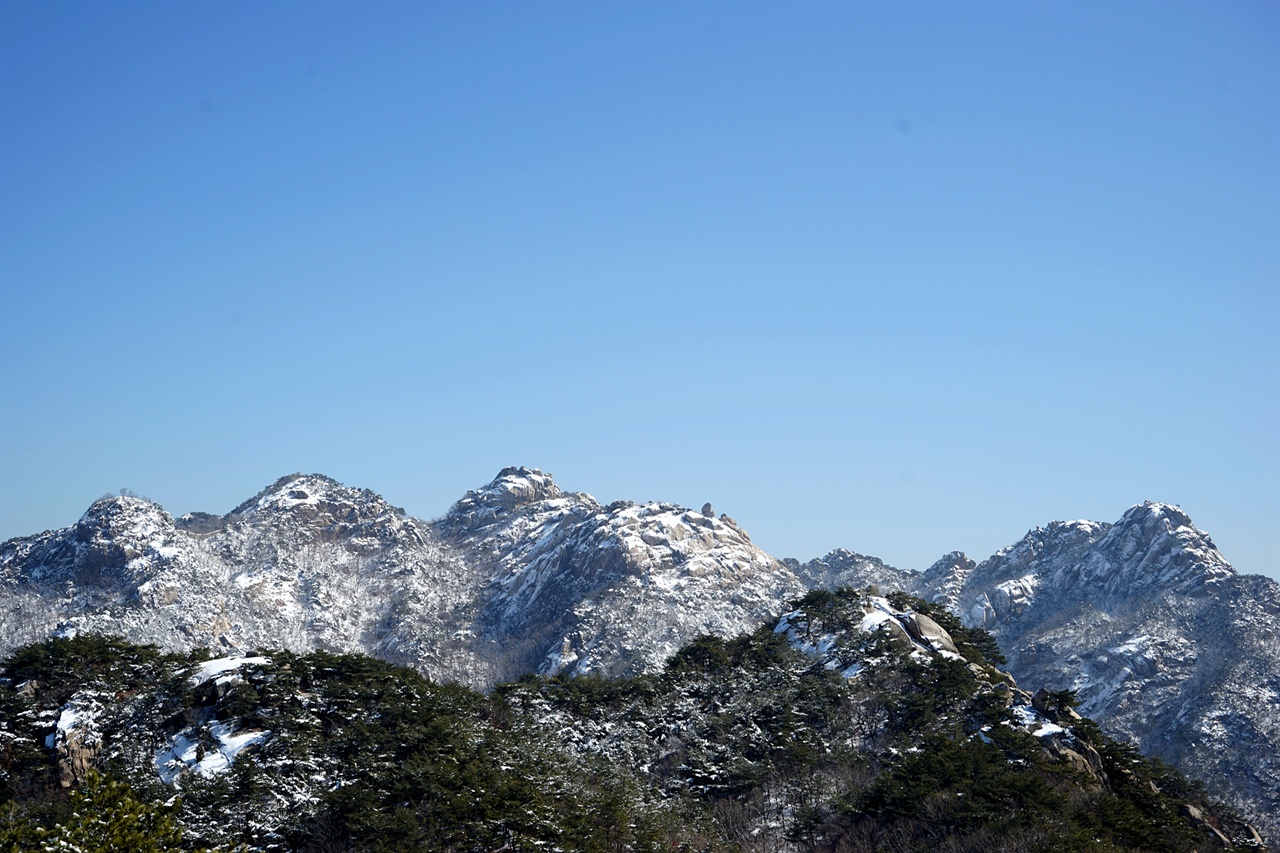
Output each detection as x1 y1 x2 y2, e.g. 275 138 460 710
1090 500 1234 590
920 551 976 610
216 473 408 538
1115 500 1194 533
444 466 563 527
922 550 973 579
484 466 561 506
78 491 166 522
791 548 915 594
229 473 347 515
74 493 173 544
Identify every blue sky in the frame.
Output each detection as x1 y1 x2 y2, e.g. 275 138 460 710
2 0 1277 579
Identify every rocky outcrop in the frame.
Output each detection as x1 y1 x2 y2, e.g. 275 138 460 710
45 695 104 788
443 466 561 530
898 611 959 655
1043 734 1108 790
53 728 98 788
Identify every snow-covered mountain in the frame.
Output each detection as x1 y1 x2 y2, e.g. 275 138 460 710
783 547 917 595
912 502 1280 843
1 467 799 687
2 472 1276 838
6 596 1265 852
0 473 491 683
440 467 801 679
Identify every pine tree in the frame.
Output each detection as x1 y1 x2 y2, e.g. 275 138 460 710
2 770 235 853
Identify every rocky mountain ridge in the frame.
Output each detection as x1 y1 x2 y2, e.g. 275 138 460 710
1 468 800 687
797 501 1280 841
2 469 1276 839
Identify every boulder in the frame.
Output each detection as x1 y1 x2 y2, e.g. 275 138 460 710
1031 687 1083 724
900 612 960 655
1043 734 1109 791
877 616 915 650
192 674 243 707
52 724 100 788
1178 804 1234 848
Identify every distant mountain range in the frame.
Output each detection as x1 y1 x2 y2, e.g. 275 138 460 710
2 467 1276 839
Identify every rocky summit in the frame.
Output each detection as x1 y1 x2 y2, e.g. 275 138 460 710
797 500 1280 842
2 469 1277 841
927 503 1280 844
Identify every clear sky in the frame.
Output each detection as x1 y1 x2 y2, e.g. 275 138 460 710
2 0 1277 580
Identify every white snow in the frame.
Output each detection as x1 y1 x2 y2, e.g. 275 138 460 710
44 694 103 749
45 706 80 749
155 722 271 784
858 610 894 633
1010 703 1064 737
1109 635 1150 656
189 656 269 684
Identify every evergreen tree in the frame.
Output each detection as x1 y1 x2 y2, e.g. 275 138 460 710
1 770 235 853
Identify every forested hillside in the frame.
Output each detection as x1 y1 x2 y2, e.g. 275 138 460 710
1 589 1263 852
